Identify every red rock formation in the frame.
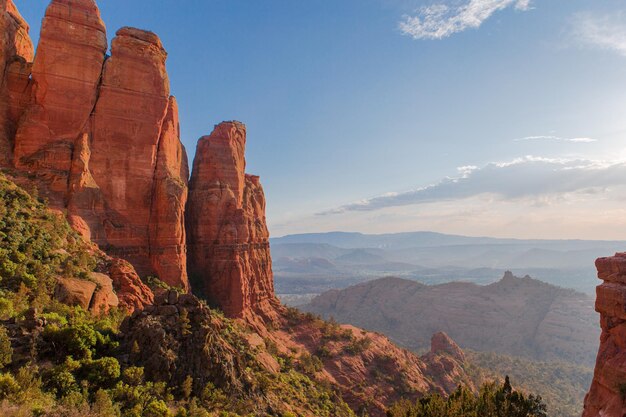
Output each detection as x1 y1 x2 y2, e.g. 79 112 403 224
13 0 107 193
149 96 189 290
187 122 280 322
584 253 626 417
270 313 473 417
86 27 170 271
4 0 190 290
0 0 34 165
108 258 154 312
430 331 465 362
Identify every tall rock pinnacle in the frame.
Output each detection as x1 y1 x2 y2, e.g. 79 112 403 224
186 122 280 322
583 253 626 417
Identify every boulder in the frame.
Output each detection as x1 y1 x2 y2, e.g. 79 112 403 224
90 272 120 315
54 277 97 310
108 258 154 312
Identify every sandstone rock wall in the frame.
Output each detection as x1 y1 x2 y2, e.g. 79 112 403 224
187 122 279 321
0 0 34 165
3 0 189 290
1 0 281 323
583 253 626 417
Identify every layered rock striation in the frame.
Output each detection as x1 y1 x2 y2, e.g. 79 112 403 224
187 121 280 321
584 253 626 417
0 0 34 165
3 0 189 290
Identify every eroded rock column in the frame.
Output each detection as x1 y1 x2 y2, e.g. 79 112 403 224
584 253 626 417
186 122 279 322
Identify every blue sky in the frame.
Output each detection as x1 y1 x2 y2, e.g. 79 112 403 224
17 0 626 239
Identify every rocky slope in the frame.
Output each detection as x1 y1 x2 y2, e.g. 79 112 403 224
304 272 599 365
583 253 626 417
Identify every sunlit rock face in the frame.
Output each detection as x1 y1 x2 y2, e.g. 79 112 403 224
583 253 626 417
5 0 190 290
186 121 280 323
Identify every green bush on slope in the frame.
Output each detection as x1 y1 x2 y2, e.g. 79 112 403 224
465 350 593 417
387 377 548 417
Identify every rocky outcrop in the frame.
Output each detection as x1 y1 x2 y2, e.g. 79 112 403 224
0 0 34 165
108 258 154 312
13 0 107 193
429 332 465 362
119 290 247 395
187 122 280 322
4 0 189 290
54 278 97 310
583 253 626 417
54 272 120 314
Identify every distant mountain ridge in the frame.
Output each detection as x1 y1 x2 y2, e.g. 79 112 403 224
272 231 626 250
303 272 600 366
272 231 622 297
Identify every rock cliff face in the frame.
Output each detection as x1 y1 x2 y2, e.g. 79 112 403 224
187 121 280 321
0 0 34 165
3 0 189 290
583 253 626 417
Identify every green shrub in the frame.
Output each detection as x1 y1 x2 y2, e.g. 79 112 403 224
0 372 20 400
0 326 12 368
80 357 121 388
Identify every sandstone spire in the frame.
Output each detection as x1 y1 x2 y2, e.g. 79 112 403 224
186 122 279 322
583 253 626 417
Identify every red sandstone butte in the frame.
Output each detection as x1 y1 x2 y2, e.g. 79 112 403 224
583 253 626 417
0 0 34 165
4 0 190 290
14 0 107 193
187 121 280 322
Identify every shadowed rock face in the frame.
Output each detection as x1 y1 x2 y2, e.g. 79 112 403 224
583 253 626 417
4 0 190 290
186 122 280 322
0 0 34 165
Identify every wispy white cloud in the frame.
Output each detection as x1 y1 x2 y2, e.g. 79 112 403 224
571 12 626 57
515 135 598 143
318 156 626 215
399 0 533 40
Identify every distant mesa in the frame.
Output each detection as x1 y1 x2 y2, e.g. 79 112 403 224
303 272 600 365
